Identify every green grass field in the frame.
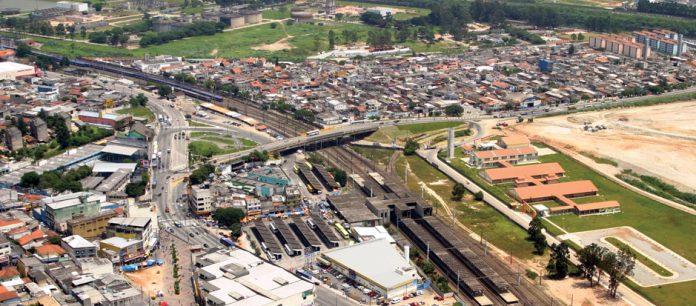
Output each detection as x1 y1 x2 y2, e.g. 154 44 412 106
540 152 696 266
188 132 257 157
605 237 673 277
116 106 154 121
188 121 211 127
262 6 291 19
366 121 465 144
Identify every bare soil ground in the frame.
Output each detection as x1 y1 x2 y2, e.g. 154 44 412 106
252 36 294 51
516 101 696 192
126 266 164 298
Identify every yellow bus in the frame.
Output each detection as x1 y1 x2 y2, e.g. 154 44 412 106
334 223 350 239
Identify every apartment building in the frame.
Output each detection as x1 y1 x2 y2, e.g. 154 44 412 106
589 34 650 59
633 29 687 56
191 186 213 215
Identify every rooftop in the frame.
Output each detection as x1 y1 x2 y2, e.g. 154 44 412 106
484 162 565 182
473 146 537 159
322 239 419 289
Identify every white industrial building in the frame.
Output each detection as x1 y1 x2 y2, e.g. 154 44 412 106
0 62 37 80
195 249 315 306
320 239 421 299
56 1 89 12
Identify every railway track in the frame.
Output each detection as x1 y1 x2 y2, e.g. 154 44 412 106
68 57 555 305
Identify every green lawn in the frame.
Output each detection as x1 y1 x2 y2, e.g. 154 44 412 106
350 146 395 166
116 106 154 121
262 6 291 19
626 279 696 306
605 237 673 277
539 153 696 265
366 121 465 145
188 121 211 127
447 150 519 206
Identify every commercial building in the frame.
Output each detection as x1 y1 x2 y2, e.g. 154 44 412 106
56 1 89 12
195 249 315 306
469 146 538 168
350 226 395 244
95 169 131 193
633 30 687 57
0 62 38 80
3 126 22 151
67 209 117 239
61 235 97 259
43 192 106 232
240 10 262 24
321 239 420 299
99 237 145 264
589 34 650 59
481 162 565 185
106 217 155 251
191 186 213 215
77 111 132 130
220 14 245 28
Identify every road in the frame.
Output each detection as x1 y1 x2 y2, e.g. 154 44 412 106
314 285 359 306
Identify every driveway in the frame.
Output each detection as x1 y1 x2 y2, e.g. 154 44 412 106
562 226 696 287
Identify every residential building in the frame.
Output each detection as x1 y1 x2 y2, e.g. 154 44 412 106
106 217 155 251
481 162 565 185
0 219 23 233
589 34 650 59
195 249 315 306
30 117 49 143
497 135 530 149
191 186 213 215
99 237 144 264
42 191 106 232
3 126 22 151
320 239 419 299
633 29 687 56
67 210 117 239
62 235 97 259
0 234 11 264
34 244 68 263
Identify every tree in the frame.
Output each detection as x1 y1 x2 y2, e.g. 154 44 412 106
157 85 172 97
20 172 41 188
444 104 464 117
422 260 435 275
16 43 31 58
547 243 570 279
54 117 70 148
80 26 87 38
16 118 28 135
570 33 577 41
328 167 347 187
94 3 103 11
605 247 636 297
270 22 278 29
451 183 466 201
328 30 336 50
55 23 66 36
474 191 484 201
125 182 146 197
568 44 576 56
577 243 607 287
212 207 245 228
577 33 585 41
293 109 315 123
527 216 543 238
404 139 419 155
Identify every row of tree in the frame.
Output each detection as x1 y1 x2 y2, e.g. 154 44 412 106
139 21 225 47
0 18 87 39
636 0 696 19
20 165 92 192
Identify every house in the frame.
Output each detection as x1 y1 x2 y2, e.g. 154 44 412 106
0 219 23 233
469 146 538 168
497 135 531 149
17 229 49 250
126 122 154 142
34 244 68 263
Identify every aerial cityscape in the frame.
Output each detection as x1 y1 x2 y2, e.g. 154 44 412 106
0 0 694 305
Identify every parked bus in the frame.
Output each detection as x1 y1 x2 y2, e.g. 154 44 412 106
334 223 349 239
220 237 236 247
305 219 316 229
296 269 320 284
306 129 320 137
269 222 279 233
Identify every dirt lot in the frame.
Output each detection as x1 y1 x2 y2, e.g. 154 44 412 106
515 101 696 192
252 36 294 51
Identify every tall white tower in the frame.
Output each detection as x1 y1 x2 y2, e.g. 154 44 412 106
447 128 455 159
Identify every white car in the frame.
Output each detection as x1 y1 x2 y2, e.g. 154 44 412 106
390 297 401 304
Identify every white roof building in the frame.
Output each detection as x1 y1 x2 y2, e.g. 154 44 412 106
196 249 315 306
350 226 395 244
321 239 420 298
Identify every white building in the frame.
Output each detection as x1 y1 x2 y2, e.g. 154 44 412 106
62 235 97 259
321 239 420 299
196 249 315 306
350 226 395 244
191 186 213 215
56 1 89 12
0 62 37 80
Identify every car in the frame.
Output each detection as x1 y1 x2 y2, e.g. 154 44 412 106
390 297 401 304
203 243 209 248
189 233 195 237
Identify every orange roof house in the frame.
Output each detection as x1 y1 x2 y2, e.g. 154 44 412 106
498 135 530 149
511 180 598 202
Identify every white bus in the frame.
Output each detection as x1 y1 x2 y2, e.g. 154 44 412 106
306 129 320 137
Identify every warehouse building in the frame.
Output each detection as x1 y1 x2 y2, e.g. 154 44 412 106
0 62 38 80
321 239 420 299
